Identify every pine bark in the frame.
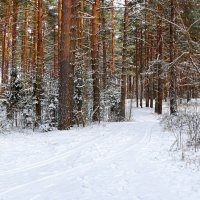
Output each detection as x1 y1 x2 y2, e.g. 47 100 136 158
91 0 100 122
1 19 7 86
102 0 107 89
4 1 11 85
58 0 74 129
8 0 18 121
120 0 128 119
139 27 143 108
11 0 18 71
135 26 139 107
169 0 177 115
32 0 38 72
155 3 163 114
22 2 29 75
35 0 44 126
109 0 115 72
57 0 62 79
149 33 154 108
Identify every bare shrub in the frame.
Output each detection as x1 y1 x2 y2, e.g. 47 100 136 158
161 101 200 156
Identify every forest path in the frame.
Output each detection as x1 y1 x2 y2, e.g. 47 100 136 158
0 107 200 200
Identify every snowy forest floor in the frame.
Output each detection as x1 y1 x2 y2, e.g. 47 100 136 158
0 107 200 200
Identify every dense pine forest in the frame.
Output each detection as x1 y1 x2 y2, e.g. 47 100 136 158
1 1 200 199
0 0 199 131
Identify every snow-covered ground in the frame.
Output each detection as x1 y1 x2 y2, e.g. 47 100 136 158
0 107 200 200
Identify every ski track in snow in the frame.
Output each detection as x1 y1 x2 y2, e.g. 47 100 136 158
0 134 104 176
0 107 200 200
0 127 149 196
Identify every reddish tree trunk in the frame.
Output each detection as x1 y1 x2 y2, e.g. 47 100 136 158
35 0 44 126
57 0 62 79
139 27 143 108
102 0 107 89
169 0 177 114
22 2 29 74
109 0 115 72
155 3 163 114
11 0 18 70
91 0 100 122
120 0 128 119
32 0 38 72
135 26 139 108
58 0 74 129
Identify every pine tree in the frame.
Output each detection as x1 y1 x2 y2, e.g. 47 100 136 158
58 0 74 130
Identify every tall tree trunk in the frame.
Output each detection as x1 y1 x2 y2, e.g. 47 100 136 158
101 0 107 90
1 20 7 87
139 27 143 108
135 26 139 107
91 0 100 122
149 33 153 108
57 0 62 79
35 0 44 126
109 0 115 72
32 0 38 72
58 0 74 129
145 1 150 108
78 0 84 48
169 0 177 115
4 0 11 86
155 3 163 114
0 19 4 94
52 25 57 78
8 0 18 121
120 0 128 119
22 2 29 75
11 0 18 71
145 32 150 108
